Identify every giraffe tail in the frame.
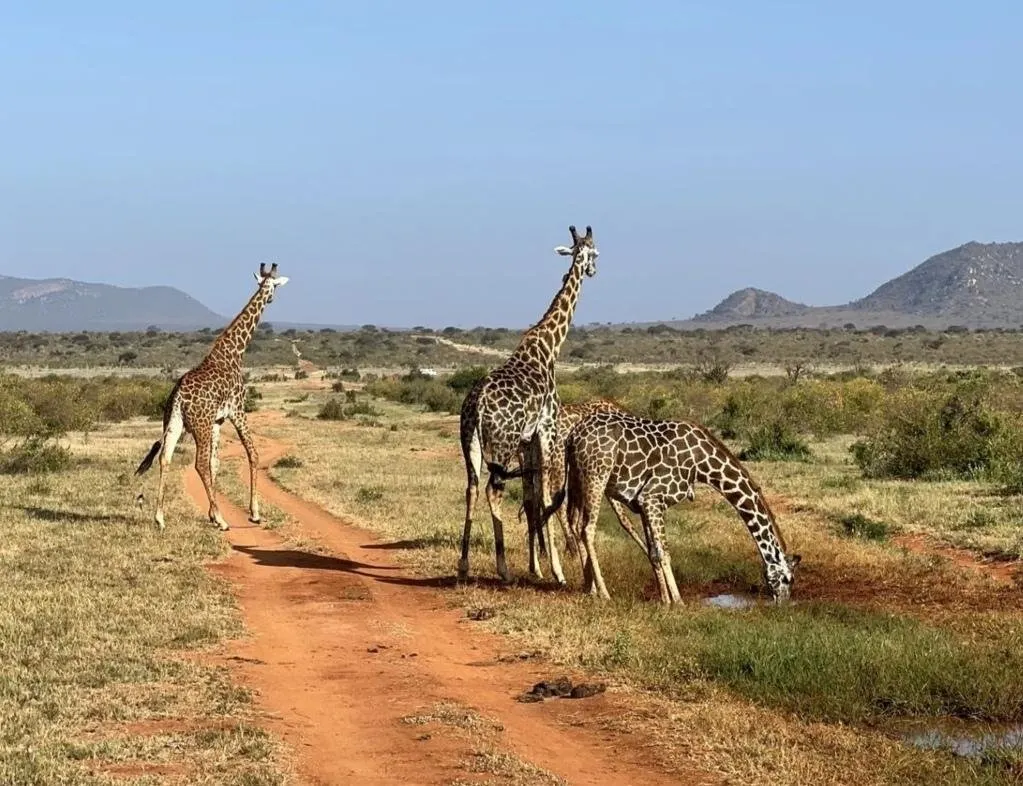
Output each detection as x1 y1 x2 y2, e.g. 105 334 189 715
135 440 162 477
135 377 183 478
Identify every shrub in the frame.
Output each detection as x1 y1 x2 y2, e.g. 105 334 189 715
0 437 72 475
356 486 385 503
364 376 462 415
445 366 489 394
739 422 812 462
851 389 1002 480
295 369 309 380
347 400 380 417
837 513 891 541
331 380 345 393
244 386 262 413
317 399 347 421
274 454 304 469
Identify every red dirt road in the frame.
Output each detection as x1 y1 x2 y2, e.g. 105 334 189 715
184 434 715 786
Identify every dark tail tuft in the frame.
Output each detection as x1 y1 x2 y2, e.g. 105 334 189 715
135 441 161 477
541 487 566 525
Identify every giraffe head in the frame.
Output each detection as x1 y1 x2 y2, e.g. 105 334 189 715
253 262 290 303
764 553 801 603
554 225 598 277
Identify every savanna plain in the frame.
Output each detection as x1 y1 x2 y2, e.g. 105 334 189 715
4 326 1023 785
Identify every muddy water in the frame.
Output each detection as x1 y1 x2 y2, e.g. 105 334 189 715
703 594 756 609
898 720 1023 757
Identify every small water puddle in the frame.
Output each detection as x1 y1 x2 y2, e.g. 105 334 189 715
894 720 1023 757
703 594 756 610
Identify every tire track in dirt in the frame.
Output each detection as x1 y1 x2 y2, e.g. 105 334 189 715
183 430 717 786
893 533 1020 585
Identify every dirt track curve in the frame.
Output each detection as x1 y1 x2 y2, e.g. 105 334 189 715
184 427 716 786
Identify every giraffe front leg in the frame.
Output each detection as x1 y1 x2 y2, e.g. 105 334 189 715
229 412 260 524
194 430 229 531
614 499 669 602
642 503 681 604
579 491 610 600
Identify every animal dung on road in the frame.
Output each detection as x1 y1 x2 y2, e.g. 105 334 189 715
517 677 607 703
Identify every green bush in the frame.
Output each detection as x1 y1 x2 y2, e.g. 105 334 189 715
243 386 262 413
739 422 812 462
445 365 489 394
317 399 347 421
0 437 72 475
851 389 1002 480
364 375 462 415
837 513 892 541
274 454 304 469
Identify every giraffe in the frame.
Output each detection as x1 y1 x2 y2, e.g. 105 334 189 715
545 399 650 557
458 225 598 585
553 408 800 604
134 263 289 531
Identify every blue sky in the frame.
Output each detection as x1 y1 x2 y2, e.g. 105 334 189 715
2 2 1021 327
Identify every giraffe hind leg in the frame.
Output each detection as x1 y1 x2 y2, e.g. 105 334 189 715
154 409 185 531
458 427 483 581
194 428 229 531
485 475 511 583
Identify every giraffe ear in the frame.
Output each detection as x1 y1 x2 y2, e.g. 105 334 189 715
253 272 261 283
554 245 573 256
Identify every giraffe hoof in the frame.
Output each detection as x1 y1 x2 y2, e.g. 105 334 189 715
248 516 261 525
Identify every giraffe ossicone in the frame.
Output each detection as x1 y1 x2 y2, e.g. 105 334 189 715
135 264 289 532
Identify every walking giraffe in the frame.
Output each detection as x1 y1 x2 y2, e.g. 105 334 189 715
458 225 599 585
553 408 800 603
135 263 289 531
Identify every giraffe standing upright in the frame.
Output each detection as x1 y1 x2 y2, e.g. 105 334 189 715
458 226 599 585
135 263 289 531
556 408 801 603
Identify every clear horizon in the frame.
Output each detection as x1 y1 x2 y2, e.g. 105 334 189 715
2 3 1021 327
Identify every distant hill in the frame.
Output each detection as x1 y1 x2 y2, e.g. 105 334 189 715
0 274 226 332
683 242 1023 330
694 288 810 322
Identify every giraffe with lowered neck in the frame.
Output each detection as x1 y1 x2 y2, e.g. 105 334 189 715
458 225 599 585
135 263 289 531
552 408 801 603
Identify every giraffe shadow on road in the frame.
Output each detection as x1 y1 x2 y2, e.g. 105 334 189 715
231 544 565 592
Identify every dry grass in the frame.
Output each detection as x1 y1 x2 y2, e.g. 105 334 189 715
0 421 290 785
401 701 564 786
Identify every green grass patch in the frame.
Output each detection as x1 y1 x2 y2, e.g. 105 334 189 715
838 513 893 542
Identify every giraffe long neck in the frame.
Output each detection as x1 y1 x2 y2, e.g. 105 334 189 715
513 261 585 370
205 286 273 367
693 444 789 573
